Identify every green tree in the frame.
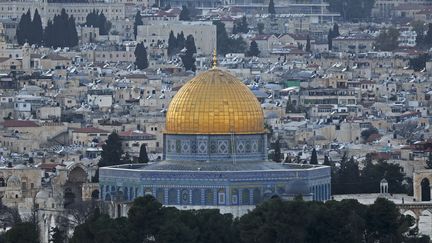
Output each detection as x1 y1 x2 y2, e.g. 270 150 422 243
247 40 260 57
268 0 276 15
332 155 361 194
310 148 318 164
134 42 149 70
85 9 98 27
99 132 123 167
236 16 248 34
328 28 333 50
133 11 143 40
32 9 43 45
67 15 78 47
181 34 196 71
323 155 331 166
409 53 430 71
179 5 190 21
4 222 39 243
257 23 264 34
139 144 149 163
273 139 282 162
375 27 400 51
98 12 108 35
45 9 78 48
305 35 311 52
16 10 32 45
412 20 426 46
71 210 139 243
176 31 185 50
361 159 406 193
327 24 340 50
43 20 54 47
366 198 408 242
128 196 164 241
168 30 177 56
333 23 340 37
361 126 379 142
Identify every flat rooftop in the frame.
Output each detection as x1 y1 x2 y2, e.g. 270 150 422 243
105 161 326 172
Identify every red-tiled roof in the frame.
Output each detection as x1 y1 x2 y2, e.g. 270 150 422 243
73 127 109 133
38 163 60 170
2 120 39 127
119 130 154 137
253 34 274 41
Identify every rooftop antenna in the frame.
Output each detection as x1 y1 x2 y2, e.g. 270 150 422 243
212 48 217 69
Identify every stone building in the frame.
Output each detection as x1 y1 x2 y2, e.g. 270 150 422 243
136 21 216 55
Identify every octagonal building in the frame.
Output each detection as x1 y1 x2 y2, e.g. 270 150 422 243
99 68 331 217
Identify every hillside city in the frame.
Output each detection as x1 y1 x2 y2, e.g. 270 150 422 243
1 0 432 242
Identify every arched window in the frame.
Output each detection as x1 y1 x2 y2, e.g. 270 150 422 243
0 178 5 187
192 189 201 205
421 178 431 201
253 188 261 204
168 189 177 205
242 189 250 205
205 189 213 205
156 188 164 203
231 189 238 205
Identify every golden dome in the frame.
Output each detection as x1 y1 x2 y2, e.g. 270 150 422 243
165 69 265 134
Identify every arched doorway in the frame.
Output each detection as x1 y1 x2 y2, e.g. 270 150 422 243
421 178 431 201
91 190 99 200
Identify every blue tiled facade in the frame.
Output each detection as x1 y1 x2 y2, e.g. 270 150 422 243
163 134 268 162
99 162 331 206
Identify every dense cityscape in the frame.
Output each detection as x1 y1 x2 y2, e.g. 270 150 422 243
0 0 432 242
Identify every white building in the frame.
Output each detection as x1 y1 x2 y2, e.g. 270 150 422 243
398 30 417 47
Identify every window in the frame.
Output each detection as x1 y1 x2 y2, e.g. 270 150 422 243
218 192 225 204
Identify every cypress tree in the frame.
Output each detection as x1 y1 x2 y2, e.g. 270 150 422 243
85 9 98 27
328 28 333 50
43 19 54 47
323 155 331 166
139 144 149 163
181 34 196 71
167 30 177 56
179 5 190 21
67 15 78 47
17 10 32 45
268 0 276 15
247 40 260 57
333 23 340 37
273 139 282 162
134 42 149 70
176 31 185 50
305 35 311 52
133 11 143 40
237 16 248 34
310 148 318 164
98 12 108 35
99 132 123 167
32 9 43 45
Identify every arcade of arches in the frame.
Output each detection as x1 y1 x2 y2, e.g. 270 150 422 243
414 171 432 202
